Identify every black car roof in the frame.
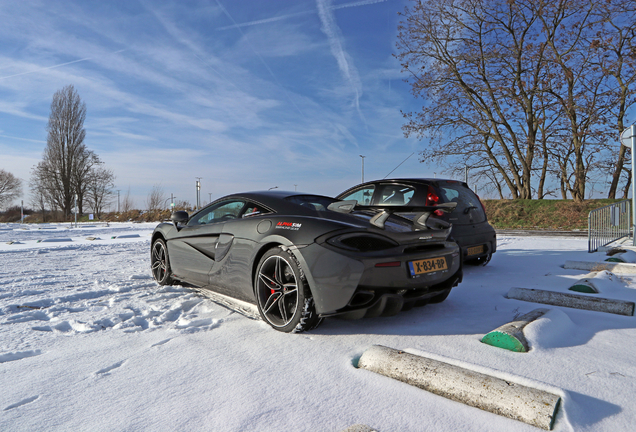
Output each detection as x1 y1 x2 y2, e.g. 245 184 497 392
207 190 338 217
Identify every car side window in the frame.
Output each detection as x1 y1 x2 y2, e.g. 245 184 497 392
340 186 375 205
377 185 416 206
242 202 272 218
188 200 245 226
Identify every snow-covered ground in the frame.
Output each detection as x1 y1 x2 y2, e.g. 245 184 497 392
1 222 635 431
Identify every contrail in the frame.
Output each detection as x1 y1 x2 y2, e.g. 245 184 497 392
215 0 305 117
316 0 366 126
0 49 127 81
216 0 387 31
0 134 46 143
0 57 92 80
216 10 313 31
332 0 387 10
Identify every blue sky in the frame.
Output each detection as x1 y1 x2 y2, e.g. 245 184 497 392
0 0 437 210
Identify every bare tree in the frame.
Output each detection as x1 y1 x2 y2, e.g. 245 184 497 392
591 0 636 198
120 187 134 213
29 179 49 222
397 0 554 199
0 169 22 209
397 0 635 201
86 166 115 219
146 184 165 213
31 85 101 218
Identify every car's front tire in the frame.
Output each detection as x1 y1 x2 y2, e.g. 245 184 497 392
255 248 322 333
151 238 174 285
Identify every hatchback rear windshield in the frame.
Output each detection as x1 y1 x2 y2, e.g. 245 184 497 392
437 183 485 224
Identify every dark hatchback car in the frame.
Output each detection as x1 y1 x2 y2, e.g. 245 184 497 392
337 178 496 265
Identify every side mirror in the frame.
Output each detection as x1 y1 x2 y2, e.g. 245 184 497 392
171 211 189 225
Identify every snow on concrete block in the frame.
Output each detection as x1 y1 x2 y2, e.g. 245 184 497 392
481 308 550 352
357 345 561 430
36 237 73 243
339 425 378 432
110 234 141 239
507 287 634 316
563 260 636 275
85 236 101 241
604 249 636 263
568 270 627 294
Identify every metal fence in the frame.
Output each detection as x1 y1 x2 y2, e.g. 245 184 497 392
588 199 631 253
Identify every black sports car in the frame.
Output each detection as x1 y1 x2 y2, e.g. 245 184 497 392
151 191 462 333
337 178 496 265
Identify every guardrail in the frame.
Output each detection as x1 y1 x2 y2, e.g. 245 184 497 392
588 199 631 253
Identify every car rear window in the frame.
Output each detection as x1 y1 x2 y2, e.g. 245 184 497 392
437 183 485 224
376 184 416 206
285 195 338 211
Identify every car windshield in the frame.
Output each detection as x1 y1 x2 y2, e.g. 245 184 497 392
284 195 338 211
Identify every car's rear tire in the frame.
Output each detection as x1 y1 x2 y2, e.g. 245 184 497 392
151 238 174 285
466 253 492 266
255 248 323 333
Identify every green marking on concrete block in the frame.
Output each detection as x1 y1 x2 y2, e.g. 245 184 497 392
605 257 625 263
481 331 527 352
569 283 598 294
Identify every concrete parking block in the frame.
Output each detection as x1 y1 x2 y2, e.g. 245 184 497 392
357 345 561 430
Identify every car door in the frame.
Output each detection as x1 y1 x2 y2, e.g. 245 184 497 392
168 200 246 286
207 201 273 302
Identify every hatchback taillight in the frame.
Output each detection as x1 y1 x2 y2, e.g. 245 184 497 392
426 185 439 206
475 193 487 214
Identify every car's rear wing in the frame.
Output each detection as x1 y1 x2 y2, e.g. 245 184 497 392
327 200 457 230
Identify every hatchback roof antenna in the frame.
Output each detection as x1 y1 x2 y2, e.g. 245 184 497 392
383 152 415 179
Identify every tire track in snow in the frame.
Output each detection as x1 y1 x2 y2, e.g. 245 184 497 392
3 395 39 411
0 349 42 363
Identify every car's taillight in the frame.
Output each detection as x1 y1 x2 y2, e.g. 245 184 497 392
375 261 401 267
426 185 439 206
326 233 398 252
475 193 487 214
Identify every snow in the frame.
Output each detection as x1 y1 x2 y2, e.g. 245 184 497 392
1 223 636 431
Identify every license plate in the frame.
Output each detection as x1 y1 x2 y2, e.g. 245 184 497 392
467 245 485 256
408 257 448 276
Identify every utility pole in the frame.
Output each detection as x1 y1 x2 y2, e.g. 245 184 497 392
294 184 297 191
359 155 366 183
117 190 121 213
208 193 212 204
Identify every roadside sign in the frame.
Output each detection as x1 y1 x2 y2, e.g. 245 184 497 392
621 126 634 148
622 125 636 246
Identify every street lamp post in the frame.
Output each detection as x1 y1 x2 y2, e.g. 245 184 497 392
195 178 202 210
359 155 365 183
